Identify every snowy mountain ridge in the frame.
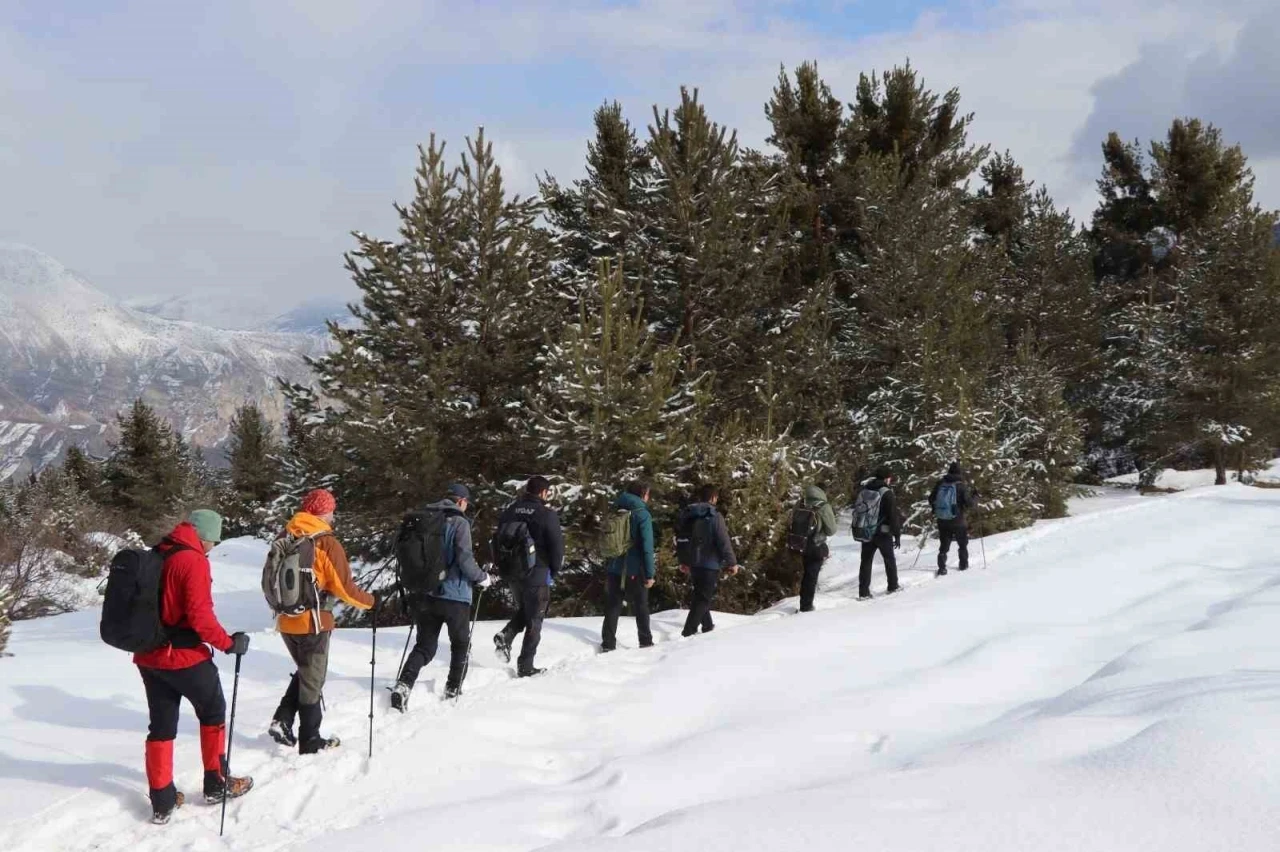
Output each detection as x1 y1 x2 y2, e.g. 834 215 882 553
0 244 325 478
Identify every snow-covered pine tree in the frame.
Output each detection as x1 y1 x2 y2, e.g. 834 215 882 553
101 400 186 537
539 102 660 317
531 258 706 612
645 87 788 412
298 130 554 557
222 403 282 537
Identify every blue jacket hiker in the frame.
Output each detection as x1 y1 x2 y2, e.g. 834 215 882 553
391 485 493 710
602 483 657 652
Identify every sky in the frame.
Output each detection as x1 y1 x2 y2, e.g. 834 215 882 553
2 0 1278 310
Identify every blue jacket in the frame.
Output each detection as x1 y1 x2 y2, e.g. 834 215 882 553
606 491 656 580
424 499 487 605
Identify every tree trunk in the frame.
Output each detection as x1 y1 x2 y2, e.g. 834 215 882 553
1213 443 1227 486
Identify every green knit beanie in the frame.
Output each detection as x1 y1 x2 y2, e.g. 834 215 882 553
188 509 223 544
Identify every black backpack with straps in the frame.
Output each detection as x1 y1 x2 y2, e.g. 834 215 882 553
395 509 452 595
100 544 200 654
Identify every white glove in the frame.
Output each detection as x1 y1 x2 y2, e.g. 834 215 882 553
477 573 495 589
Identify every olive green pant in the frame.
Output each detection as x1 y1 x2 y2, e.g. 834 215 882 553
277 631 331 719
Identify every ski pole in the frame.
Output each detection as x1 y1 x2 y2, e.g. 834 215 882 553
219 652 243 838
368 599 378 760
459 585 487 696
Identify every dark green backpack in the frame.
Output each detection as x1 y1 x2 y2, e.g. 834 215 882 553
600 508 632 560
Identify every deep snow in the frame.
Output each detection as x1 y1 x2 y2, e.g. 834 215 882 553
3 485 1280 851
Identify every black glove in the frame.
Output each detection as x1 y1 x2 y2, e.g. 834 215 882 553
226 632 250 656
893 537 902 550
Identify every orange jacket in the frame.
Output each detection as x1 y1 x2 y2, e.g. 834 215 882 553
276 512 373 634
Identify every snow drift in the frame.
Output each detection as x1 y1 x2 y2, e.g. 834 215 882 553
2 485 1280 851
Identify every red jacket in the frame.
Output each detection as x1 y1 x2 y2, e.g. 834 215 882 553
133 522 233 670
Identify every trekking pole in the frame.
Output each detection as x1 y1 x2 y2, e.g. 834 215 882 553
219 652 243 838
458 585 487 698
368 599 378 760
911 526 932 572
979 517 988 570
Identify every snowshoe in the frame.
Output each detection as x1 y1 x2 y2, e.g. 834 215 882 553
268 719 297 748
151 791 184 825
389 682 410 714
517 667 545 679
204 776 253 805
494 633 512 664
443 684 462 700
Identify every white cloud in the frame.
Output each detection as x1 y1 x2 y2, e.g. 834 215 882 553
0 0 1275 307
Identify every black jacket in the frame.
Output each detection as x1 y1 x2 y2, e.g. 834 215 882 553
862 478 902 538
680 502 738 570
929 474 974 525
498 494 565 585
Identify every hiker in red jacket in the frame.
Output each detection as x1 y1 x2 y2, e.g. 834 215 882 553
133 510 254 825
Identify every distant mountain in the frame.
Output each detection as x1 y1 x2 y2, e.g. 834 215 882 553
0 244 323 480
258 298 358 336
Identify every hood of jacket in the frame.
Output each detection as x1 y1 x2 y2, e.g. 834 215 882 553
423 498 466 516
286 511 332 538
803 485 828 507
941 473 963 484
614 491 649 514
159 521 206 555
862 478 890 492
684 502 717 519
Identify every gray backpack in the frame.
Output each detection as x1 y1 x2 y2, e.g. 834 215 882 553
262 532 326 618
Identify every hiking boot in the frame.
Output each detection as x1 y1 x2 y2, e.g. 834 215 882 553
936 567 948 577
494 633 512 664
517 667 544 679
268 719 297 748
299 736 341 755
600 643 615 654
204 776 253 805
151 791 184 825
639 641 654 649
389 682 411 714
858 593 873 601
958 565 969 571
443 684 462 700
886 586 904 595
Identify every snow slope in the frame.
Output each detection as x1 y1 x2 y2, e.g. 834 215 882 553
1105 457 1280 490
4 486 1280 851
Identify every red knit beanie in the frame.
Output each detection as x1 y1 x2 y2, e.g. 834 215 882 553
301 489 336 517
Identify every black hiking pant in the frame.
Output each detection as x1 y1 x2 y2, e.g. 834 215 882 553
400 597 472 690
859 534 899 597
500 580 549 673
799 549 827 612
601 573 652 650
140 660 226 741
682 568 720 637
938 521 969 570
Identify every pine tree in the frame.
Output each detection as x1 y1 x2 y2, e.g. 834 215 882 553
61 446 100 498
222 403 282 535
102 400 185 535
298 129 554 556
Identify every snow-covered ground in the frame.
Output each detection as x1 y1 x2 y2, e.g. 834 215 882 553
1105 457 1280 489
4 484 1280 851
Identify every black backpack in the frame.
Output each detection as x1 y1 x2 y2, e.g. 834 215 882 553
493 520 537 582
100 546 199 654
786 506 818 554
395 510 451 595
675 507 716 568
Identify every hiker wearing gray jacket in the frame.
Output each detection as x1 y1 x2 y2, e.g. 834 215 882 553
391 485 493 709
799 484 839 612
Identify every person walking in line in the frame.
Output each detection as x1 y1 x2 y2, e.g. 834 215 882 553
677 485 739 637
390 484 493 709
493 476 564 678
931 462 975 576
852 468 902 600
133 510 253 825
267 489 374 754
600 480 656 652
795 484 838 613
